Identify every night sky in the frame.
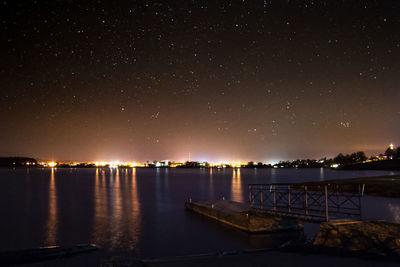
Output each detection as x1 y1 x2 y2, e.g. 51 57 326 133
1 0 400 163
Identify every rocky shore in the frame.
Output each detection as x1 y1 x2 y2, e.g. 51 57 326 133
313 220 400 256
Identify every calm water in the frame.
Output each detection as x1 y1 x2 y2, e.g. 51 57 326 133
0 167 399 258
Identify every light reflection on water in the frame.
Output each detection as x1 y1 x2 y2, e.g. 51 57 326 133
93 168 108 247
0 167 399 258
388 204 400 223
231 168 243 202
45 168 57 246
270 168 277 184
91 168 141 250
110 168 122 248
129 168 140 250
359 195 400 224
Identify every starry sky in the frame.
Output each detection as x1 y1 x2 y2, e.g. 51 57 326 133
1 0 400 163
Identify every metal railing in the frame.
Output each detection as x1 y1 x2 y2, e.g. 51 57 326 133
248 183 365 222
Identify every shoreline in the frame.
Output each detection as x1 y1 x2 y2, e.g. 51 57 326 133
300 175 400 198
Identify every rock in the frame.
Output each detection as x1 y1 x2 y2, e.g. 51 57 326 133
344 235 374 251
325 229 344 248
383 237 400 255
313 220 400 256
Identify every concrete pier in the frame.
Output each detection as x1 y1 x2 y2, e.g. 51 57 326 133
185 200 302 233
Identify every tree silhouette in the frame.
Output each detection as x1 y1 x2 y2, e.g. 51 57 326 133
334 151 366 165
385 146 397 158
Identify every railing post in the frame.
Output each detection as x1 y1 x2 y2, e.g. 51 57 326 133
273 185 276 212
248 185 252 206
248 183 363 221
359 184 364 220
324 185 329 221
305 185 308 215
288 185 291 213
358 193 362 220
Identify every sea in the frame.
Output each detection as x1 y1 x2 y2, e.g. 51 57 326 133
0 167 399 259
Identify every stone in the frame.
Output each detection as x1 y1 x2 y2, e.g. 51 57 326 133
313 220 400 256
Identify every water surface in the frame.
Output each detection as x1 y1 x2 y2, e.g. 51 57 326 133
0 167 398 258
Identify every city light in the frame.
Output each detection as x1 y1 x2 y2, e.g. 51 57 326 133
48 162 57 168
231 162 243 168
25 145 398 170
109 162 120 168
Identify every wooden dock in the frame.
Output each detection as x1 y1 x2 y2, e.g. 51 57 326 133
185 200 302 233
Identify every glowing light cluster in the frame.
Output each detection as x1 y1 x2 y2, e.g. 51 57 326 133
38 160 274 168
47 162 57 167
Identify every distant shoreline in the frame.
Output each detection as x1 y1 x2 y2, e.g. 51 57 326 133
0 165 399 170
300 175 400 198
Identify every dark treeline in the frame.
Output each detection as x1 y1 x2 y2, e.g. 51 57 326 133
274 158 332 168
0 145 399 168
176 161 209 168
275 145 400 169
333 152 367 165
243 162 272 168
58 163 96 168
0 157 37 167
385 146 400 159
274 153 367 168
175 161 272 168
